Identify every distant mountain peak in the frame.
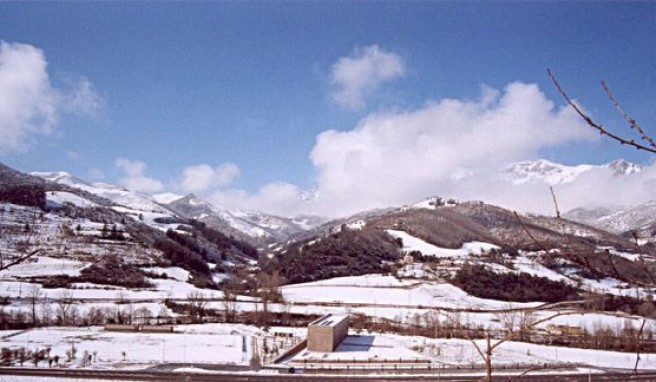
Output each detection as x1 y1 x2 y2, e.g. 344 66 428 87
164 193 322 245
152 192 183 205
505 158 641 186
606 159 643 175
30 171 91 187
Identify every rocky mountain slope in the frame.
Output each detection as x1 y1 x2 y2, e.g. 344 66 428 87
271 196 654 287
2 164 259 292
3 161 656 316
32 171 326 247
163 194 323 246
506 158 655 241
565 200 656 239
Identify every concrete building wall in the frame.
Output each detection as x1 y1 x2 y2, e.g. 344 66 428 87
307 314 349 352
307 325 335 352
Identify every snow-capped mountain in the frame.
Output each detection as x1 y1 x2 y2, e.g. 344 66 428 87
565 200 656 238
606 159 643 175
164 194 325 245
31 172 324 244
32 171 171 215
505 159 643 185
506 159 654 238
152 192 184 204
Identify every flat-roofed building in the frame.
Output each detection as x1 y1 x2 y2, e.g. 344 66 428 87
307 314 349 352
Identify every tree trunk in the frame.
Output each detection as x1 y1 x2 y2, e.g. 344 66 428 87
485 334 493 382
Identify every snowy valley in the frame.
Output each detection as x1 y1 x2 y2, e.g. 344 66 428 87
0 160 655 380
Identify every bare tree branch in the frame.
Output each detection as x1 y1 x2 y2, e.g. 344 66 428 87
547 69 656 154
0 249 40 272
601 81 656 150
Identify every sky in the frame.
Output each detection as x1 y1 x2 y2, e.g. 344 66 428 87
0 2 654 218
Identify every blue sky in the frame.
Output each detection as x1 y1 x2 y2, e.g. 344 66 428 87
0 2 654 216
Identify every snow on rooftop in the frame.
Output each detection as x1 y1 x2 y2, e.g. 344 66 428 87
310 314 348 327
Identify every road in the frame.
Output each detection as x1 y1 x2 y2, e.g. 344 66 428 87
1 367 656 381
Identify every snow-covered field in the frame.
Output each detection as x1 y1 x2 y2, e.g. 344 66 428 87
0 324 258 367
282 274 541 310
386 230 499 258
1 325 654 372
45 191 97 209
291 334 427 364
0 257 90 279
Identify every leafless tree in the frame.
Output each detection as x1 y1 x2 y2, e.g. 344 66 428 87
256 270 282 328
0 209 41 272
440 307 579 382
221 286 238 323
187 291 208 323
547 72 656 373
27 284 43 326
55 290 76 325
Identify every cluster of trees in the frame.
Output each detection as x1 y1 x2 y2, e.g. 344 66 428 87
451 264 579 303
1 347 53 367
1 345 99 368
188 220 258 259
0 288 161 329
583 292 656 317
99 224 125 241
0 184 46 209
276 229 399 284
77 259 153 289
156 232 211 278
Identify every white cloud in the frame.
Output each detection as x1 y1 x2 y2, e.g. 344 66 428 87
202 82 604 217
330 45 405 110
208 181 305 216
114 158 164 193
308 82 594 216
544 161 656 213
178 163 240 193
0 41 103 155
111 81 654 221
0 42 58 154
62 76 104 117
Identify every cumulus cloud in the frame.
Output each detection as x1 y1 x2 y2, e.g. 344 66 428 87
115 158 164 193
62 76 105 117
544 161 656 213
178 163 240 193
208 181 304 216
309 82 594 216
0 41 103 154
109 81 654 220
201 82 607 217
330 45 405 110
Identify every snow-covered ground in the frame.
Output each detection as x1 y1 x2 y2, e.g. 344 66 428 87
45 191 97 209
1 325 654 372
386 230 499 258
512 255 574 285
0 324 257 366
282 274 540 310
291 334 427 365
297 274 416 288
142 266 190 282
0 257 90 279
